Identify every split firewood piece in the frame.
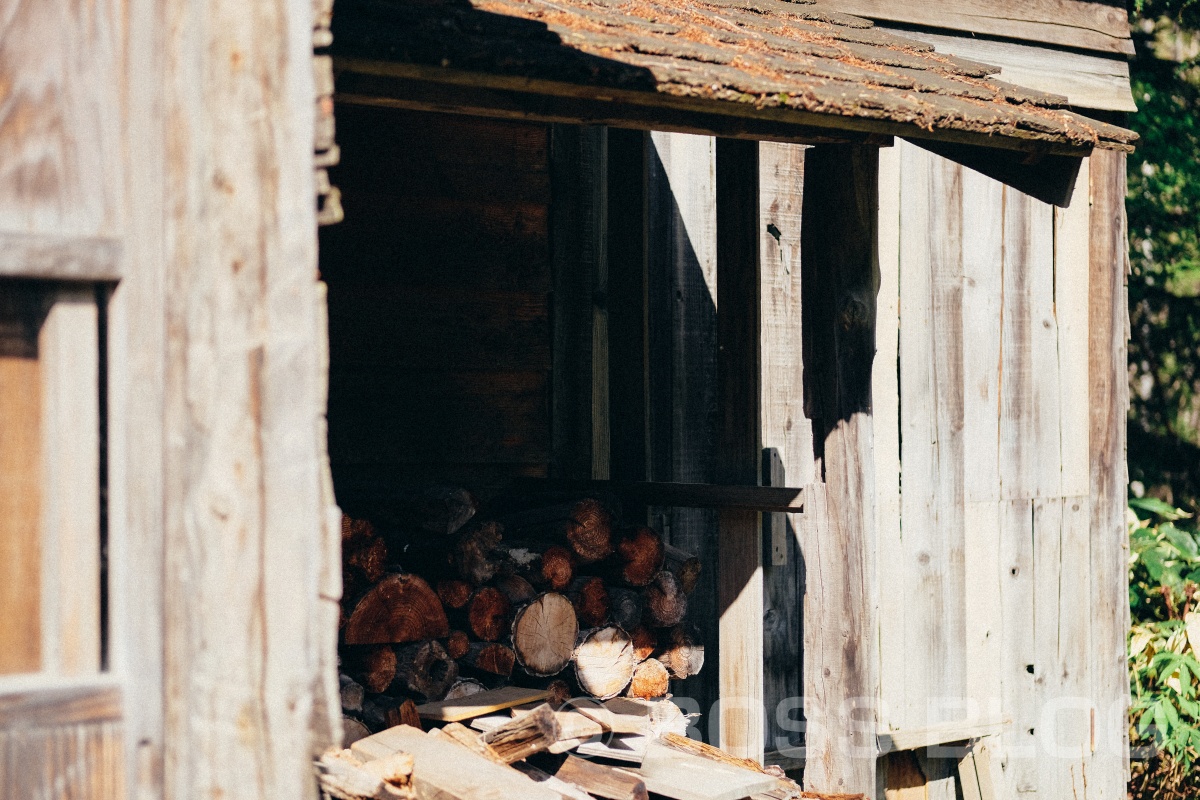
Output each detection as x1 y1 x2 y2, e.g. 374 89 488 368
437 721 507 764
659 732 770 774
343 717 372 747
574 626 637 700
568 577 610 628
340 674 365 714
344 645 398 694
482 703 562 763
626 658 670 699
468 587 512 642
615 527 666 587
663 544 701 595
643 571 687 627
496 542 576 591
344 574 449 645
315 750 411 800
511 592 579 677
656 626 705 679
512 762 594 800
444 630 470 660
629 740 781 800
462 642 516 677
436 579 472 611
416 685 549 722
630 626 658 663
361 751 416 793
393 640 459 701
496 574 537 605
455 521 504 585
566 499 614 563
442 677 487 702
361 696 421 733
608 587 644 633
553 754 649 800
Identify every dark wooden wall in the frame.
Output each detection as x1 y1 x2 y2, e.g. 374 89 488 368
320 105 555 518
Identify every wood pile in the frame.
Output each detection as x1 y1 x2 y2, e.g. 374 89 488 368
316 684 820 800
338 489 708 737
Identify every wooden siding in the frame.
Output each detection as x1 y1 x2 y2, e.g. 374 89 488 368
875 141 1128 799
0 720 124 800
320 106 554 512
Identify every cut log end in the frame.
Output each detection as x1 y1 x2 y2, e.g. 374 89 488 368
496 574 537 606
664 543 701 595
468 587 512 642
443 678 488 702
568 577 610 629
482 703 562 763
643 571 687 627
627 658 670 699
657 626 705 679
455 521 504 585
630 626 658 663
463 642 516 677
362 696 422 733
545 679 572 708
395 639 459 701
512 592 579 677
567 499 614 563
345 535 389 585
616 527 665 587
436 579 472 611
541 545 575 591
445 630 470 660
344 574 449 645
607 587 644 633
574 626 637 700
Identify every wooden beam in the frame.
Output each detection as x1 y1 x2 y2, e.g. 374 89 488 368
0 678 122 727
0 234 123 282
715 137 763 760
799 144 880 795
515 479 802 513
877 717 1010 754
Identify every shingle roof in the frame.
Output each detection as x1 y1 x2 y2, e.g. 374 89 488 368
332 0 1137 153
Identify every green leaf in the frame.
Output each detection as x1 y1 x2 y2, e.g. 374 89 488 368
1130 497 1193 521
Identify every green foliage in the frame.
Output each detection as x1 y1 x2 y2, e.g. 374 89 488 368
1128 503 1200 770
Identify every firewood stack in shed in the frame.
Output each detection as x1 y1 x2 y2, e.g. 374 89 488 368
337 487 706 736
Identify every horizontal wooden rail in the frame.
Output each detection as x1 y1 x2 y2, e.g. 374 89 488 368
513 479 804 513
0 675 122 727
876 717 1010 754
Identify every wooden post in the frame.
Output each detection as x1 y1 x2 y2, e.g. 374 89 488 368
800 144 879 794
715 137 764 760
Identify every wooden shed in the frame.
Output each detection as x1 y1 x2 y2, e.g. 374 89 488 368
0 1 1136 799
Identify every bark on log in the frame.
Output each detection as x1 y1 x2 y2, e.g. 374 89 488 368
443 678 488 702
495 574 537 605
627 658 670 699
615 527 665 587
511 592 579 677
663 543 701 595
607 587 644 632
340 673 365 714
566 499 614 563
445 630 470 660
630 626 658 663
344 574 449 645
394 639 459 702
343 717 372 747
344 644 398 694
462 642 516 677
656 625 705 679
574 626 637 700
436 579 472 611
642 571 687 627
362 695 421 732
481 703 562 763
455 521 504 585
568 577 610 628
468 587 512 642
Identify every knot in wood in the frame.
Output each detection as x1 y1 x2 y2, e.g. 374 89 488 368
838 296 871 332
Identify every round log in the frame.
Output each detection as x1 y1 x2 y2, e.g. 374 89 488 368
343 644 397 694
566 499 614 563
468 587 512 642
362 696 422 733
630 626 658 663
573 626 636 700
664 543 701 595
511 592 579 677
394 639 459 701
339 674 365 714
343 716 372 746
443 678 488 702
344 574 449 645
341 514 376 544
455 521 504 585
546 678 572 708
568 577 610 628
445 630 471 660
344 534 389 585
657 625 705 679
627 658 670 699
462 642 516 677
615 526 665 587
496 574 537 606
607 587 644 632
436 579 472 611
643 571 687 627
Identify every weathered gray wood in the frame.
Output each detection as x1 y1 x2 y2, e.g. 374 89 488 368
877 716 1008 754
879 29 1136 112
1055 158 1093 498
758 141 810 762
1087 149 1131 799
0 678 122 727
799 144 879 794
715 137 763 761
0 720 125 800
160 1 327 797
998 499 1037 795
628 740 781 800
831 0 1133 54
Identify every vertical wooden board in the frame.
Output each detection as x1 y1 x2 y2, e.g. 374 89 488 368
1054 157 1092 499
963 501 1003 723
1087 149 1130 799
896 143 967 729
758 142 809 758
0 0 123 238
914 750 958 800
161 0 325 797
0 286 44 675
1031 496 1062 799
0 720 125 800
40 289 101 676
715 137 762 761
998 498 1037 796
799 144 878 795
874 143 904 731
960 168 1004 504
648 132 719 714
1027 199 1063 499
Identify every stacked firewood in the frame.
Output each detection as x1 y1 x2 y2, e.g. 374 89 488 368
338 488 705 734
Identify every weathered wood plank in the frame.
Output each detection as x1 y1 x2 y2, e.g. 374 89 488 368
963 501 1003 727
1087 149 1131 799
0 720 124 800
998 499 1037 796
874 142 904 731
647 131 719 714
0 679 121 726
829 0 1133 54
877 716 1008 753
1055 158 1093 498
799 144 878 794
715 137 763 761
0 234 123 282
